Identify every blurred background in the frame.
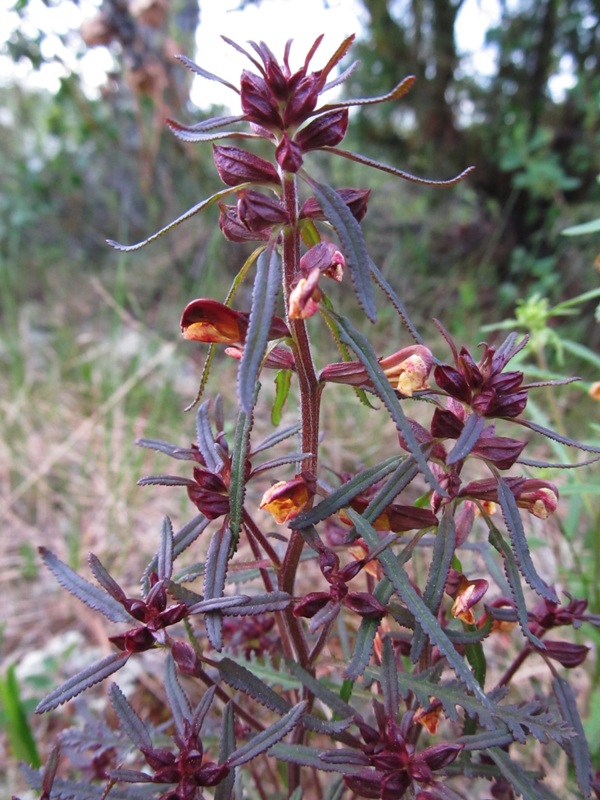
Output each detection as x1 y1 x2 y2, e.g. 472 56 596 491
1 0 599 794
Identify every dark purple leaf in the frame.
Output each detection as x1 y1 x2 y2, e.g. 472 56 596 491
164 654 192 736
39 548 132 623
237 248 281 413
497 478 558 603
306 178 376 322
36 652 130 713
109 683 152 751
226 702 307 767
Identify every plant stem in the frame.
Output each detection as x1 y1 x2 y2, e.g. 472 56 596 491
278 171 321 669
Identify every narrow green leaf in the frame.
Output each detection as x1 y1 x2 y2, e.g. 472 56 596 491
325 146 475 187
108 683 152 751
88 553 127 603
252 422 301 455
497 478 558 603
107 185 247 251
0 665 40 766
306 178 377 322
272 368 292 426
218 657 289 714
36 652 130 713
203 525 233 651
229 402 255 546
238 248 280 414
411 511 456 662
488 747 560 800
191 685 217 735
285 660 357 719
447 413 485 465
165 654 192 736
329 311 444 495
562 218 600 236
344 458 420 544
369 260 424 345
290 456 402 528
227 701 307 767
514 416 600 453
143 515 211 591
488 526 544 649
553 676 592 798
465 640 487 688
349 509 493 714
380 636 399 720
269 742 363 773
215 703 236 800
39 548 132 624
157 516 174 581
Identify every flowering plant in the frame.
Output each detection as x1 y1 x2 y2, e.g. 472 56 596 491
24 35 600 800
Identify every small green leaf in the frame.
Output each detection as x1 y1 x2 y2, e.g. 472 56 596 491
0 665 40 767
272 368 292 426
562 218 600 236
369 260 424 345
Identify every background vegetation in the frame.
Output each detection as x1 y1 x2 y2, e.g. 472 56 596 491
1 0 599 795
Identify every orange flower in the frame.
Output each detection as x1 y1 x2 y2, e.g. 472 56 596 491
181 299 245 344
260 474 315 524
289 268 322 319
451 576 489 624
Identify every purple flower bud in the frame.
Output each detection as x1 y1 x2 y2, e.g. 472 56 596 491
171 641 202 677
301 188 371 222
343 591 387 619
240 70 282 128
276 133 304 172
434 364 472 404
109 626 155 653
420 742 463 770
295 108 349 151
237 189 289 231
430 408 464 439
213 145 279 187
293 591 331 618
218 204 271 243
283 73 320 126
541 640 590 668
